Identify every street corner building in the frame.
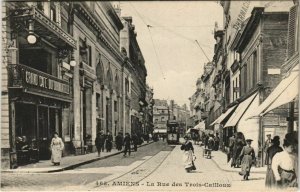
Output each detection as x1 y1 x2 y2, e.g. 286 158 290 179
189 1 299 166
1 2 150 169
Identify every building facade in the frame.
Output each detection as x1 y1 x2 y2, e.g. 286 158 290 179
153 99 169 134
2 1 148 169
144 85 154 134
189 1 298 167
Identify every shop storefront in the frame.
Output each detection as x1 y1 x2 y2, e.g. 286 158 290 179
8 64 72 166
7 6 76 168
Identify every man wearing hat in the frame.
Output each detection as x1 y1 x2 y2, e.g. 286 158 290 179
264 134 272 152
264 134 272 166
265 136 283 187
239 139 255 180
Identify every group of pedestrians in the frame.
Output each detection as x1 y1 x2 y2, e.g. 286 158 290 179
226 131 298 188
95 131 114 156
95 131 141 157
202 133 220 151
228 132 246 168
225 132 257 181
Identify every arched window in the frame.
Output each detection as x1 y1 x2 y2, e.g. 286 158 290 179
96 54 105 84
107 68 113 89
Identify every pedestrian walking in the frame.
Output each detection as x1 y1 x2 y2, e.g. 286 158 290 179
232 132 246 168
123 133 131 157
228 133 236 163
265 136 283 188
115 132 123 151
132 132 138 152
271 134 298 188
50 132 64 166
239 139 255 180
206 134 214 158
214 133 220 151
95 131 105 157
105 132 113 152
162 134 166 142
181 135 196 172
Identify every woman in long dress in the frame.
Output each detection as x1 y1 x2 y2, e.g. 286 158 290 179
265 136 283 187
181 135 195 172
239 139 255 180
50 132 64 166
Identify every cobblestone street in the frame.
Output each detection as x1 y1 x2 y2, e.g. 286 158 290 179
1 141 268 191
89 142 266 191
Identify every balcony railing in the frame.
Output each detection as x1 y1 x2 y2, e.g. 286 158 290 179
12 7 76 49
7 64 71 102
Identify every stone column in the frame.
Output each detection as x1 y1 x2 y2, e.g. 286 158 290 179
111 91 115 137
102 87 107 134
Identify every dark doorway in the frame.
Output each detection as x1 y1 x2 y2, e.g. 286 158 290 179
15 103 37 142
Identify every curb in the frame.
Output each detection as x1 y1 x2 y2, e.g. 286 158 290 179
2 141 155 174
210 155 267 174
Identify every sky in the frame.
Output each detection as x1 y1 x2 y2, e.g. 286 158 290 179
118 1 223 107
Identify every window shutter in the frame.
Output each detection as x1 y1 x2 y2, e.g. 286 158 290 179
287 5 298 59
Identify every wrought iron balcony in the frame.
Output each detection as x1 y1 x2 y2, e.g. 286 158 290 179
11 7 76 49
7 64 71 102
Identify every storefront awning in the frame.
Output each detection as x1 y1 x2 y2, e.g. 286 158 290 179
194 121 205 131
224 92 258 128
245 65 299 119
209 105 237 126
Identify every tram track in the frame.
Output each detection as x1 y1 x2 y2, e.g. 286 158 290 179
89 144 175 190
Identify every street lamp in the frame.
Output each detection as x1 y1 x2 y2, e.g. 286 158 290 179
26 20 37 44
70 51 76 67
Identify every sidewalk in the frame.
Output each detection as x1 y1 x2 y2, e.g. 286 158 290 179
2 141 154 173
196 145 267 174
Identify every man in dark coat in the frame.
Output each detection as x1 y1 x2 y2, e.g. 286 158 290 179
123 133 131 157
105 132 113 152
214 133 220 151
228 134 236 164
131 133 139 152
95 131 105 156
115 132 123 151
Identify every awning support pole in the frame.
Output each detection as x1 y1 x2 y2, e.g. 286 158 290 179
288 101 294 133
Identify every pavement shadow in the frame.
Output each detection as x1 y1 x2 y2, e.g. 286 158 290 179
188 171 203 173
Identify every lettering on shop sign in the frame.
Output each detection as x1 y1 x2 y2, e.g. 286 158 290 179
232 1 251 30
25 71 70 94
